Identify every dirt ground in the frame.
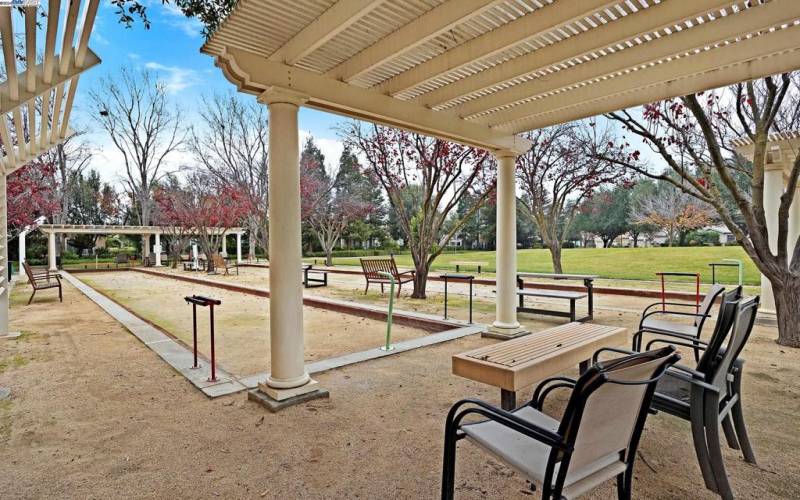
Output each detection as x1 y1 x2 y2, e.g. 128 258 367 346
1 277 799 499
76 271 428 377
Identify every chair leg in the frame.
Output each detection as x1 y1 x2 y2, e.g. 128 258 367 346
441 425 458 500
364 282 369 295
58 284 63 302
28 289 36 305
396 282 401 298
731 369 757 464
705 395 735 500
616 472 632 500
690 394 717 492
722 415 740 450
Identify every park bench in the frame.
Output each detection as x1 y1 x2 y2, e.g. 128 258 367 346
451 260 487 273
516 272 597 322
452 322 628 410
360 256 415 298
302 264 328 288
212 254 238 275
114 253 129 268
22 262 63 305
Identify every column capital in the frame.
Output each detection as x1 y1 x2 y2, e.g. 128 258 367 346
493 149 519 159
258 86 310 106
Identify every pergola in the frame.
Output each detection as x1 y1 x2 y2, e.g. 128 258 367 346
732 130 800 315
0 0 101 337
35 224 248 270
201 0 800 405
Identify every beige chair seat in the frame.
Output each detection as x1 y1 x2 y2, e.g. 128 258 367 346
640 317 698 337
462 406 626 499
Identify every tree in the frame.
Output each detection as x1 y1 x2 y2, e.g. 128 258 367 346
517 122 622 273
154 176 196 267
300 138 373 266
574 186 631 248
67 170 121 254
627 179 660 247
630 184 713 247
337 145 387 249
596 73 800 346
189 93 269 259
342 124 495 298
155 172 249 272
7 161 60 233
90 68 185 227
112 0 234 37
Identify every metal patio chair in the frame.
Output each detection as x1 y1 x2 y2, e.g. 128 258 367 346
596 294 758 500
633 283 728 361
442 346 680 500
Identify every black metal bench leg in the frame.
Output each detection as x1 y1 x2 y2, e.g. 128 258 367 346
570 300 576 322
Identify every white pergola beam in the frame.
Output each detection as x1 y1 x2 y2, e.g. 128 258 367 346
436 0 735 114
0 9 18 101
43 0 61 84
268 0 384 66
58 0 82 75
76 0 100 68
217 47 531 154
506 30 800 133
465 0 800 121
326 0 505 82
376 0 619 97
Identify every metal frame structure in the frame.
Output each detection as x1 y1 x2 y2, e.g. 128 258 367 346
0 1 101 336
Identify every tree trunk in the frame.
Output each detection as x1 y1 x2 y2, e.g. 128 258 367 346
772 278 800 347
632 232 639 248
411 263 429 299
549 243 563 274
325 249 333 267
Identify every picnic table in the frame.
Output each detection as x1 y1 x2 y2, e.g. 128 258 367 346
302 264 328 288
516 272 597 322
452 260 487 273
452 322 627 410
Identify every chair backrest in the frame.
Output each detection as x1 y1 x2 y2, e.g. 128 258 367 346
708 296 760 391
115 253 128 264
212 254 226 268
553 347 680 480
696 290 741 378
360 257 396 279
22 262 37 283
694 283 726 327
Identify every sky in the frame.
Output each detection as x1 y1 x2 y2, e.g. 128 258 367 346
71 2 347 185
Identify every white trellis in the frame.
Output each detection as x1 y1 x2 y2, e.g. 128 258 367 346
0 0 101 337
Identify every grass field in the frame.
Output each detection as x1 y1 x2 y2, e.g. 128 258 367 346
319 246 760 285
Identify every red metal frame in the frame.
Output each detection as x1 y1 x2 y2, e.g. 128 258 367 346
655 272 700 313
184 295 222 382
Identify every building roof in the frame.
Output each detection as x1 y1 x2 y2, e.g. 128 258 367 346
202 0 800 153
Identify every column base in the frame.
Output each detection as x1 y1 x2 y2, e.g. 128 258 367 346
483 325 530 340
250 379 329 412
0 332 22 340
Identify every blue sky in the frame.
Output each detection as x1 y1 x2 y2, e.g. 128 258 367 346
74 2 346 183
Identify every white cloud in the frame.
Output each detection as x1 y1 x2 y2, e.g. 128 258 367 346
300 130 345 172
160 4 203 38
144 62 201 93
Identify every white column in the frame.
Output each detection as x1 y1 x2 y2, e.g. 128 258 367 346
48 232 57 271
154 233 162 267
221 232 228 257
258 87 316 399
489 151 527 338
17 229 26 277
761 165 783 314
236 233 242 264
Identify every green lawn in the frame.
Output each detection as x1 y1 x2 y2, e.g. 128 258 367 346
321 246 760 285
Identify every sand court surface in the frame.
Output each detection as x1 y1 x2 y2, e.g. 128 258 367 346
77 271 429 377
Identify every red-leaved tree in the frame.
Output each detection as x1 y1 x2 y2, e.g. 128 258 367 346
155 172 249 272
342 124 495 298
8 161 60 233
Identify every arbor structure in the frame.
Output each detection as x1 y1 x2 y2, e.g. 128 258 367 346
190 93 269 259
343 124 496 298
599 75 800 346
517 122 622 273
90 68 185 227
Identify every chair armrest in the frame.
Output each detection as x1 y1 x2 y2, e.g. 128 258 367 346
592 346 638 363
396 269 415 277
530 376 577 410
660 369 718 393
644 337 708 351
633 329 704 352
642 301 704 316
447 398 568 451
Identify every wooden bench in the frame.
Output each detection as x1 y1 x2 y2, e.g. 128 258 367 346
22 262 62 305
360 256 414 298
516 272 597 322
211 254 238 275
302 264 328 288
452 322 627 410
452 260 488 273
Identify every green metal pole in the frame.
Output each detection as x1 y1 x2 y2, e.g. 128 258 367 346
378 271 395 351
722 258 744 286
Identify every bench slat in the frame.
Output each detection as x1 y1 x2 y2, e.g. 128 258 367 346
517 289 586 299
